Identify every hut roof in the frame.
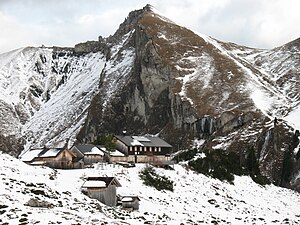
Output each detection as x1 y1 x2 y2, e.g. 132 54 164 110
20 147 65 161
114 135 172 148
73 144 104 156
121 196 141 202
82 180 106 188
86 177 121 187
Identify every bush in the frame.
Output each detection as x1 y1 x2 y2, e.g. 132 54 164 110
139 166 174 191
185 147 271 186
188 149 243 183
174 148 198 162
251 174 271 186
93 134 116 152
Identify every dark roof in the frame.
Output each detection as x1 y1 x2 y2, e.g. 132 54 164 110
114 135 172 148
38 148 64 158
86 177 121 187
72 144 104 156
73 144 96 153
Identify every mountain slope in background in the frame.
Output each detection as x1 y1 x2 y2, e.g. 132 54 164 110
0 47 106 153
0 5 299 191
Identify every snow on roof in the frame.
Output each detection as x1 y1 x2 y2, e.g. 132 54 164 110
115 135 172 148
132 136 151 142
84 146 104 156
121 197 133 202
20 149 43 162
86 177 121 187
40 148 62 157
131 139 143 146
82 180 106 188
121 196 140 202
99 146 107 151
30 161 46 166
110 149 125 157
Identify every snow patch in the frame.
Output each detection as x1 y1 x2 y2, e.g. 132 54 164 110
285 105 300 130
249 86 272 116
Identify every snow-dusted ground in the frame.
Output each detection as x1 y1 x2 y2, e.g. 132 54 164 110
1 152 299 225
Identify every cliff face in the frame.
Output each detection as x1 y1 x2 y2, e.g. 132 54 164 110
77 5 300 191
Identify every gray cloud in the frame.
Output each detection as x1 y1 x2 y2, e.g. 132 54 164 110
0 0 299 54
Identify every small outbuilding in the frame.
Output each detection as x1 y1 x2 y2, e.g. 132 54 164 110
81 177 121 207
70 144 104 165
121 196 140 210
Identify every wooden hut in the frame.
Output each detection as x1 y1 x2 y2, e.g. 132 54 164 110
70 144 104 165
81 177 121 207
121 196 140 210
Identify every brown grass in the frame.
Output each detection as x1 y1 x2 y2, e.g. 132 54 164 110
139 12 256 115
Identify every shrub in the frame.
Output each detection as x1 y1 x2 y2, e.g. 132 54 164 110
186 147 271 186
251 174 271 186
173 148 198 162
139 166 174 191
93 134 116 152
188 149 242 183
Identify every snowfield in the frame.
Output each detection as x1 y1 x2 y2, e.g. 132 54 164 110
1 152 299 225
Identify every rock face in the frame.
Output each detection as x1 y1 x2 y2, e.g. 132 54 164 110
25 198 54 208
77 5 300 191
0 5 299 191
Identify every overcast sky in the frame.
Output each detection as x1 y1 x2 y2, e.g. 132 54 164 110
0 0 299 54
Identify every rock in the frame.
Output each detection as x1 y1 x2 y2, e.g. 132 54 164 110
25 198 54 208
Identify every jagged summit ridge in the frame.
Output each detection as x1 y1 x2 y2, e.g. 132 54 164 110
107 4 174 45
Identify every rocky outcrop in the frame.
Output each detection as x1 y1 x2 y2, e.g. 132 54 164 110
0 134 24 157
25 198 54 208
74 38 110 57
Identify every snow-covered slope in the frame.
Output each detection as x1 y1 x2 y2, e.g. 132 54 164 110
0 47 106 149
249 39 300 130
0 152 299 225
220 38 300 129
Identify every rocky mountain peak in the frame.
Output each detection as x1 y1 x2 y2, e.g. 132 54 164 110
107 4 170 45
283 37 300 51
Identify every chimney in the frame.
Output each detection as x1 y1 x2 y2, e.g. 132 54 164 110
64 138 70 149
